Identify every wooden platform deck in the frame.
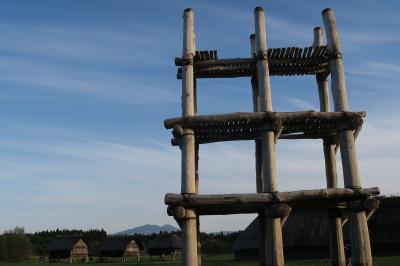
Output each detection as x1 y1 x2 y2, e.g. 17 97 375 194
175 46 330 79
165 111 365 145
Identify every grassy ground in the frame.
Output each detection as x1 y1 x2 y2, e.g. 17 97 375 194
0 255 399 265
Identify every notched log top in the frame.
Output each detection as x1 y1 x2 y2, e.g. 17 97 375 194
164 111 366 145
175 46 329 78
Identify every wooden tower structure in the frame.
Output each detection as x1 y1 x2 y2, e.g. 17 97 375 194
164 7 380 266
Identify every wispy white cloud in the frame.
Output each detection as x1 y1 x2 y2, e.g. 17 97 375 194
0 21 180 104
347 61 400 80
0 55 177 104
284 96 317 110
0 23 175 66
196 2 312 46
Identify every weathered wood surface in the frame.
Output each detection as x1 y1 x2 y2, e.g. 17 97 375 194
175 47 328 66
165 187 379 207
175 44 329 79
251 33 266 264
250 33 263 194
165 111 365 128
314 25 346 266
323 8 372 266
181 8 198 266
254 6 283 266
166 111 365 145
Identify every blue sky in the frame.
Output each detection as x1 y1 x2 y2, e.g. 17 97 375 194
0 0 399 233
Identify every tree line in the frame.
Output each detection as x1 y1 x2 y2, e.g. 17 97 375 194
0 227 241 261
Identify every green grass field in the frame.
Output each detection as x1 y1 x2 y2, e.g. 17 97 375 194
1 255 399 266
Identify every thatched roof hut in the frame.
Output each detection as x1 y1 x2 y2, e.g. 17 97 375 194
99 237 142 261
147 234 181 259
47 237 88 262
233 197 400 260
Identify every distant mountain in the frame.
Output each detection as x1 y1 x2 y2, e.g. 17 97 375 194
115 224 179 235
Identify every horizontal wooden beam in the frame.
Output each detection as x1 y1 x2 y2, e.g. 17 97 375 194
165 187 379 209
175 57 254 67
164 111 366 129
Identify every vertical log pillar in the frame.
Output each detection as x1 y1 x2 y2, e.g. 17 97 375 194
251 32 266 264
195 143 201 266
255 7 284 266
194 74 201 266
250 33 263 193
313 26 346 266
181 8 198 266
322 8 372 266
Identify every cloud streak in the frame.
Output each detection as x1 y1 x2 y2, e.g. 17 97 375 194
0 55 177 104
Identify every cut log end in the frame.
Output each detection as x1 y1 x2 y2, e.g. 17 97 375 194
322 8 333 15
254 6 264 13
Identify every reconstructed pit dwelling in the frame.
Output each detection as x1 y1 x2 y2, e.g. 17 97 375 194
164 6 380 266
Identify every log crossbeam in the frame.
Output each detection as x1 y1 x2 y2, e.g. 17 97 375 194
165 187 379 216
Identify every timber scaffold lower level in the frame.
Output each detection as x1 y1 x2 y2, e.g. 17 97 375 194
165 111 364 144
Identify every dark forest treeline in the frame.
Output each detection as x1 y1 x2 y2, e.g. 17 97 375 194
0 227 241 261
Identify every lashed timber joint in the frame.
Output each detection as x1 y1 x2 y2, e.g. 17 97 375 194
256 50 268 61
168 206 197 220
327 49 343 60
171 126 194 147
181 58 194 65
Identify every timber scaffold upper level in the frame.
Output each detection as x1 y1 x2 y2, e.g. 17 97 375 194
175 46 330 79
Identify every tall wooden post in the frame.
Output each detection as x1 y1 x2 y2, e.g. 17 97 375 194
250 33 263 193
194 75 201 266
255 7 284 266
322 8 372 266
251 32 266 263
181 8 198 266
313 26 346 266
